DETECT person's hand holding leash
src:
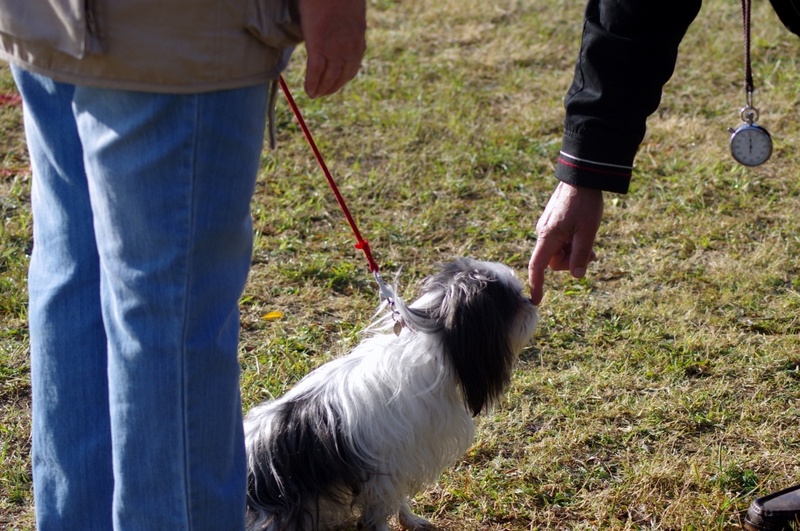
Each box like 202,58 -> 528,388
299,0 -> 367,98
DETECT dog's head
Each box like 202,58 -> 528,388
397,258 -> 538,416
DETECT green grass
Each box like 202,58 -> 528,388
3,0 -> 800,528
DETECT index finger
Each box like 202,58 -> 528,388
528,236 -> 561,305
305,54 -> 356,98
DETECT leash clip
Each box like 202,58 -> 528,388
373,271 -> 404,335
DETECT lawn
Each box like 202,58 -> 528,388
2,0 -> 800,529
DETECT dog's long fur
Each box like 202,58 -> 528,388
244,258 -> 538,530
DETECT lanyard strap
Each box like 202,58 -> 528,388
741,0 -> 755,106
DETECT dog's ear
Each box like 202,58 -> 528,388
438,268 -> 520,416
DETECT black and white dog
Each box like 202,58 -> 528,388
244,258 -> 538,530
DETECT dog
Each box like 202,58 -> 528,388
244,258 -> 538,530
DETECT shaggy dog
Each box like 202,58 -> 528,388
244,258 -> 538,530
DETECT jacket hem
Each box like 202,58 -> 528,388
1,53 -> 281,94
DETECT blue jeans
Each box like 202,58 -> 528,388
13,67 -> 269,531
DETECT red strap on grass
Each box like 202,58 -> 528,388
278,75 -> 380,274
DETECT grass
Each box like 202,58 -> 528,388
3,0 -> 800,528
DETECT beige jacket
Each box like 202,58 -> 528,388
0,0 -> 303,93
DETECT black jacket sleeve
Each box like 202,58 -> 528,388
555,0 -> 702,193
769,0 -> 800,36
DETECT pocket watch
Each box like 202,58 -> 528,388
728,105 -> 772,167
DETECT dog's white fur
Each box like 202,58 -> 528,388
244,258 -> 538,530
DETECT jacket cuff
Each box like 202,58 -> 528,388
554,129 -> 635,194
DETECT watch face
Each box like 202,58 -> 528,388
730,125 -> 773,166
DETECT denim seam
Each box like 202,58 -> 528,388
179,93 -> 200,531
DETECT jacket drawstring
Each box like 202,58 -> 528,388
267,78 -> 279,149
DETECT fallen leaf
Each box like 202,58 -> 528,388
262,310 -> 285,321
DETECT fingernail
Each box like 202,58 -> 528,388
573,267 -> 586,278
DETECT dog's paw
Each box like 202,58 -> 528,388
356,519 -> 390,531
398,506 -> 436,531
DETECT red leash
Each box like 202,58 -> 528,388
278,76 -> 402,310
278,75 -> 380,274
